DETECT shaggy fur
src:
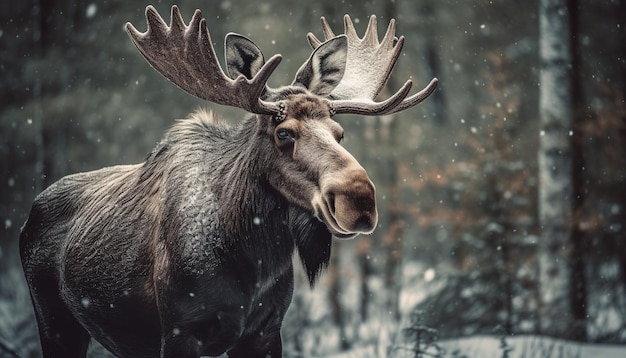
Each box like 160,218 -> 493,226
20,106 -> 344,357
20,6 -> 388,357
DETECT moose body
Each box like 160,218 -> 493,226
21,109 -> 337,357
20,6 -> 436,358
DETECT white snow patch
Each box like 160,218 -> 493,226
329,335 -> 626,358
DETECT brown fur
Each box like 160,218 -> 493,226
20,6 -> 388,356
20,92 -> 377,357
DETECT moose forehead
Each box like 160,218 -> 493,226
282,92 -> 332,120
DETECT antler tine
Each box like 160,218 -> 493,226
307,16 -> 335,49
361,15 -> 379,46
306,32 -> 322,49
331,79 -> 413,116
342,14 -> 360,42
126,5 -> 283,115
381,17 -> 397,50
322,17 -> 336,41
382,78 -> 439,115
169,5 -> 186,31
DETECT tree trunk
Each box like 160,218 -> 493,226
568,0 -> 588,342
614,0 -> 626,324
537,0 -> 579,340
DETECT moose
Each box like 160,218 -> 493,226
19,5 -> 437,358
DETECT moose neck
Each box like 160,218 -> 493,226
213,116 -> 304,288
219,115 -> 334,285
155,112 -> 331,285
212,116 -> 293,244
151,112 -> 288,241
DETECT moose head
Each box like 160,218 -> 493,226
125,6 -> 438,240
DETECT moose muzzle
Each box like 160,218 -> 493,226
313,167 -> 378,239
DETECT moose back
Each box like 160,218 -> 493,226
19,6 -> 437,358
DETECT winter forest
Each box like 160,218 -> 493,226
1,0 -> 625,357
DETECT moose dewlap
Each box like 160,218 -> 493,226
19,5 -> 437,358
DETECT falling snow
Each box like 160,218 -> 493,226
1,1 -> 625,357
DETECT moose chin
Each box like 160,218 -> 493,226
19,5 -> 437,358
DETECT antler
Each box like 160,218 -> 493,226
308,15 -> 438,115
126,5 -> 284,115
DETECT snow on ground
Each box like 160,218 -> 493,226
325,335 -> 626,358
438,335 -> 626,358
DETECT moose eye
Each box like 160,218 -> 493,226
276,129 -> 294,141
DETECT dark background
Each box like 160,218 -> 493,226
1,0 -> 624,356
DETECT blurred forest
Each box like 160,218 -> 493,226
1,0 -> 625,357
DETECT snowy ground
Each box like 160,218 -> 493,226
325,335 -> 626,358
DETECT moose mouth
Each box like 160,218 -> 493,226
312,194 -> 371,240
314,206 -> 359,240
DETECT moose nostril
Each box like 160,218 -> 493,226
354,215 -> 373,231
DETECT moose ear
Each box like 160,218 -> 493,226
225,33 -> 266,80
293,35 -> 347,96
